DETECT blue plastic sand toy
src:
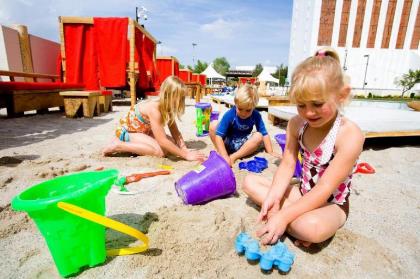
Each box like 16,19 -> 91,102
238,157 -> 268,173
235,232 -> 295,273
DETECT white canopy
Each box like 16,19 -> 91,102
258,67 -> 279,83
201,63 -> 225,79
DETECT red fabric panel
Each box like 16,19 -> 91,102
142,36 -> 157,89
199,74 -> 206,86
179,70 -> 190,82
156,59 -> 173,87
101,90 -> 112,96
174,61 -> 179,77
0,81 -> 84,90
64,24 -> 99,90
135,29 -> 149,90
239,77 -> 256,85
191,74 -> 199,82
56,52 -> 62,80
93,17 -> 128,87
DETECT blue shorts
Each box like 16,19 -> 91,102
224,135 -> 250,154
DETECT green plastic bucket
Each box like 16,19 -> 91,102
11,169 -> 119,277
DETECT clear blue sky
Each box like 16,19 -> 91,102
0,0 -> 293,67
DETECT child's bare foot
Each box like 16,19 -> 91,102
294,239 -> 312,247
102,138 -> 120,156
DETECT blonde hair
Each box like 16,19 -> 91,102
234,84 -> 259,108
159,76 -> 186,125
289,47 -> 346,104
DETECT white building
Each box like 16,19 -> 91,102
288,0 -> 420,93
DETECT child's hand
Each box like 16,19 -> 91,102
185,150 -> 206,162
256,211 -> 288,245
268,151 -> 282,159
257,194 -> 280,223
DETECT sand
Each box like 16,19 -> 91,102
0,96 -> 419,279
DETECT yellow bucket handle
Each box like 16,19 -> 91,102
57,201 -> 149,256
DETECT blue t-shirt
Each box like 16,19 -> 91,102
216,106 -> 268,139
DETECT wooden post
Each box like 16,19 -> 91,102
129,19 -> 136,108
13,25 -> 34,81
58,17 -> 66,82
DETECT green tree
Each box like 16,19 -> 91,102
272,64 -> 288,86
194,59 -> 208,73
179,64 -> 185,69
395,69 -> 420,97
213,57 -> 230,76
253,63 -> 263,77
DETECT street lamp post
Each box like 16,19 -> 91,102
343,48 -> 348,71
192,42 -> 197,66
135,6 -> 148,27
157,41 -> 163,55
362,54 -> 369,89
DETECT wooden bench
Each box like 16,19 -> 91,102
185,82 -> 202,102
99,90 -> 113,113
267,96 -> 291,124
0,70 -> 83,117
59,91 -> 101,118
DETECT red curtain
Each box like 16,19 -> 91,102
142,35 -> 157,90
191,74 -> 199,83
64,24 -> 98,89
239,77 -> 256,85
134,29 -> 149,90
174,61 -> 179,77
179,70 -> 190,82
156,58 -> 173,87
93,17 -> 128,87
56,52 -> 62,82
199,74 -> 206,86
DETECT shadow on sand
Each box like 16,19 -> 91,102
363,136 -> 420,151
0,111 -> 114,150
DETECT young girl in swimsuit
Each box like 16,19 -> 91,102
242,48 -> 364,247
103,76 -> 206,162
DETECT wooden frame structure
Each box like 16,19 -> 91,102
179,69 -> 192,83
0,70 -> 83,116
58,16 -> 158,107
156,56 -> 180,88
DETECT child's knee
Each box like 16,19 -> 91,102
291,216 -> 324,243
253,132 -> 263,143
242,174 -> 257,194
154,148 -> 165,158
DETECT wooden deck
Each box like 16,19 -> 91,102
268,105 -> 420,138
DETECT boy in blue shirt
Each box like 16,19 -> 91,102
209,84 -> 280,166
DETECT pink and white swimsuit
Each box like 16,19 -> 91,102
298,114 -> 354,205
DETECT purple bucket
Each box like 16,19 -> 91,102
274,134 -> 302,177
210,111 -> 219,121
175,151 -> 236,205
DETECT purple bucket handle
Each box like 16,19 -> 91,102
274,134 -> 302,177
175,151 -> 236,205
